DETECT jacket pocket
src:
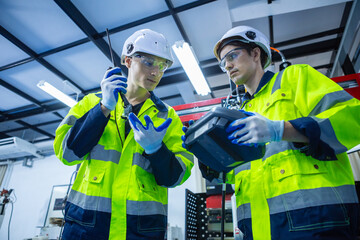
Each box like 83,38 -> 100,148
65,167 -> 106,226
271,156 -> 349,231
262,89 -> 298,120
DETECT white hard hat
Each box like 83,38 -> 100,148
214,26 -> 271,68
121,29 -> 173,67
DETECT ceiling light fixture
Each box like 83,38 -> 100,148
37,80 -> 77,107
172,41 -> 211,96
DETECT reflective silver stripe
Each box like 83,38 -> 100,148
166,155 -> 186,187
157,111 -> 169,119
263,141 -> 297,160
126,200 -> 167,216
312,117 -> 347,154
176,151 -> 194,164
59,115 -> 77,127
67,189 -> 111,213
237,202 -> 251,221
267,185 -> 358,215
90,144 -> 121,164
132,152 -> 190,187
133,152 -> 153,173
62,129 -> 82,162
271,70 -> 285,94
234,162 -> 251,175
309,90 -> 353,116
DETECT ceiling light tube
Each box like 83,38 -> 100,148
172,41 -> 211,96
37,80 -> 77,107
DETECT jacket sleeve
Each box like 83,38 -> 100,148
53,94 -> 106,165
288,65 -> 360,160
145,107 -> 194,187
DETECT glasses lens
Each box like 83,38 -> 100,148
219,59 -> 227,72
218,48 -> 243,72
157,62 -> 169,72
135,55 -> 168,72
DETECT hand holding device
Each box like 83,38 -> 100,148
227,111 -> 284,145
100,67 -> 127,111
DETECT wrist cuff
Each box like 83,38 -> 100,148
274,120 -> 284,142
144,143 -> 162,155
100,100 -> 115,111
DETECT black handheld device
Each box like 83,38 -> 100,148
105,28 -> 131,118
184,107 -> 265,173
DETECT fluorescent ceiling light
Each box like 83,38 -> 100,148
37,80 -> 77,107
172,41 -> 211,96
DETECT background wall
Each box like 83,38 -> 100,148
0,156 -> 77,240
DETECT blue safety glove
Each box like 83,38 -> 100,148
100,67 -> 127,111
181,120 -> 194,149
129,112 -> 172,154
226,111 -> 284,145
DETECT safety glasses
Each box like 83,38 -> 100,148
133,54 -> 169,72
219,47 -> 245,72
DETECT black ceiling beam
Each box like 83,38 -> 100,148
314,63 -> 333,70
0,26 -> 81,123
2,119 -> 62,134
165,0 -> 191,43
54,0 -> 126,75
0,78 -> 42,107
0,110 -> 55,139
0,102 -> 68,125
0,132 -> 12,139
0,25 -> 84,92
268,16 -> 274,47
14,120 -> 55,139
274,27 -> 344,48
273,37 -> 341,61
0,77 -> 65,121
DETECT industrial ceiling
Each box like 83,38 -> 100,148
0,0 -> 359,161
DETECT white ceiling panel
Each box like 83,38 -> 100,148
37,122 -> 61,135
229,0 -> 349,22
0,35 -> 30,66
273,3 -> 346,43
0,61 -> 66,102
153,83 -> 181,98
72,0 -> 169,32
171,0 -> 199,8
0,85 -> 34,110
0,121 -> 23,132
20,112 -> 60,125
178,0 -> 232,61
44,41 -> 111,90
0,0 -> 87,52
8,129 -> 48,142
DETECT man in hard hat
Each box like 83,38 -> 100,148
208,26 -> 360,239
54,29 -> 194,240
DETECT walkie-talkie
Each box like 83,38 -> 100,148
105,28 -> 132,119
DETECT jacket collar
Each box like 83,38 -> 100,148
242,71 -> 275,102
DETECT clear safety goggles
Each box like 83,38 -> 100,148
133,54 -> 169,72
219,47 -> 245,72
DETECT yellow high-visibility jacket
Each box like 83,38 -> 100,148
54,91 -> 193,239
228,64 -> 360,240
